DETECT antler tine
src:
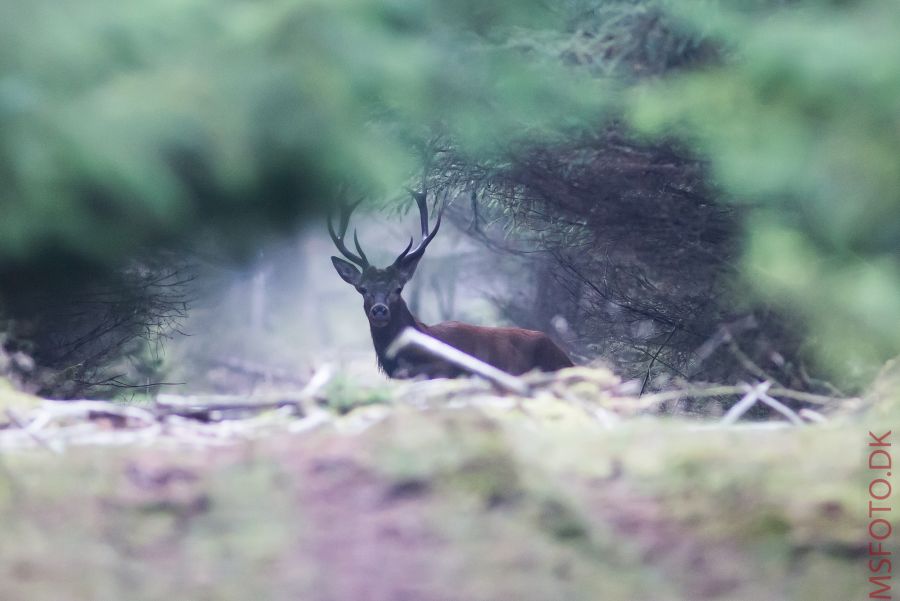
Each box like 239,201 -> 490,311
403,186 -> 429,239
352,229 -> 369,266
413,189 -> 428,239
327,196 -> 369,268
394,189 -> 444,266
394,237 -> 414,263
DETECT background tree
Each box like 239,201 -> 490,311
630,0 -> 900,382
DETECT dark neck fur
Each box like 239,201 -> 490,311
370,299 -> 422,376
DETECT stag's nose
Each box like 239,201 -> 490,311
369,303 -> 389,320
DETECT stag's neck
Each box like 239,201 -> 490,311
370,299 -> 422,376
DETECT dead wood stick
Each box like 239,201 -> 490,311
386,328 -> 531,396
798,408 -> 828,423
758,391 -> 804,426
28,401 -> 158,431
154,398 -> 301,419
621,384 -> 854,410
720,381 -> 770,425
153,366 -> 332,420
299,364 -> 333,401
4,409 -> 62,454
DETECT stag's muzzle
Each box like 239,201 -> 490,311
369,303 -> 390,326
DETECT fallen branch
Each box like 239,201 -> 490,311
386,328 -> 531,396
154,396 -> 303,420
28,401 -> 158,431
721,382 -> 771,425
4,409 -> 62,454
758,390 -> 804,426
621,384 -> 855,411
798,408 -> 828,423
299,364 -> 334,401
153,365 -> 332,421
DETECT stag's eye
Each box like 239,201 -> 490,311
357,286 -> 367,294
395,287 -> 402,294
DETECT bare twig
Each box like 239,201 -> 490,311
688,316 -> 757,376
798,408 -> 828,424
640,327 -> 678,396
723,331 -> 783,386
720,382 -> 771,425
621,383 -> 854,411
299,365 -> 334,400
758,391 -> 804,426
717,381 -> 806,426
4,409 -> 62,454
153,366 -> 333,421
154,398 -> 302,420
27,401 -> 158,432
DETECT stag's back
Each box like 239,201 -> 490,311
425,322 -> 573,375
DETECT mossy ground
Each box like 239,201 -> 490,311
0,366 -> 895,601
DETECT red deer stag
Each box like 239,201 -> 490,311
328,191 -> 574,378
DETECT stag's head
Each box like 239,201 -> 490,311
329,191 -> 442,328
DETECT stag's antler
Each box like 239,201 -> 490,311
394,189 -> 443,267
327,196 -> 369,268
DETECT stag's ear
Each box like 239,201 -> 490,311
395,256 -> 422,284
331,257 -> 362,286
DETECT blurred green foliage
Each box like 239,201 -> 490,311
630,0 -> 900,378
0,0 -> 599,266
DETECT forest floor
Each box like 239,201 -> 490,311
0,363 -> 896,601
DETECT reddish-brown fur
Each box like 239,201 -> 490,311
367,299 -> 573,378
